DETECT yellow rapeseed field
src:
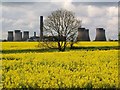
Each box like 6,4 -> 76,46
1,42 -> 119,88
2,41 -> 118,50
74,41 -> 118,47
2,42 -> 39,50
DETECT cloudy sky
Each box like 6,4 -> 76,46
0,0 -> 119,40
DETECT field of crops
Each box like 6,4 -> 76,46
1,42 -> 119,88
2,42 -> 118,50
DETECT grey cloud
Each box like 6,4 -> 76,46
2,2 -> 118,40
72,2 -> 118,7
2,2 -> 36,6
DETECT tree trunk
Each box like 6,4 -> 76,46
58,42 -> 62,51
70,42 -> 74,49
62,41 -> 66,51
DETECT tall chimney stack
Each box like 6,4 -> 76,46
40,16 -> 43,41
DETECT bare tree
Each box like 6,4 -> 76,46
44,9 -> 81,51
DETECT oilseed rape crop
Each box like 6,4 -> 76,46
2,41 -> 118,50
1,42 -> 119,88
74,41 -> 118,47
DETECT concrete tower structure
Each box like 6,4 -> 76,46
95,28 -> 106,41
23,31 -> 29,41
85,29 -> 90,41
8,31 -> 14,41
40,16 -> 43,41
77,28 -> 86,41
77,28 -> 90,41
14,30 -> 22,41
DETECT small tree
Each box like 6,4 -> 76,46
44,9 -> 81,51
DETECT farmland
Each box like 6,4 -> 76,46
2,42 -> 118,50
0,42 -> 119,88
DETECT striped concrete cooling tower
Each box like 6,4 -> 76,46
95,28 -> 106,41
77,28 -> 90,41
23,31 -> 29,41
14,30 -> 22,41
8,31 -> 14,41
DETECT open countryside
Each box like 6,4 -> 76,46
1,41 -> 119,88
1,2 -> 119,89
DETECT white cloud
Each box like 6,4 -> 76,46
1,2 -> 118,40
50,0 -> 76,11
50,0 -> 72,2
105,17 -> 118,40
87,5 -> 107,17
78,17 -> 92,26
3,18 -> 14,24
63,0 -> 75,11
1,0 -> 120,2
106,17 -> 118,26
107,6 -> 118,17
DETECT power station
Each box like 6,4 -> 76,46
23,31 -> 29,41
40,16 -> 43,41
14,30 -> 22,41
77,28 -> 90,41
7,30 -> 40,41
95,28 -> 106,41
7,16 -> 107,42
8,31 -> 14,41
85,29 -> 90,41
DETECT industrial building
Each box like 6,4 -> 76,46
8,31 -> 14,41
40,16 -> 43,41
7,30 -> 40,41
7,16 -> 107,42
95,28 -> 106,41
28,32 -> 40,41
23,31 -> 29,41
77,28 -> 90,41
7,28 -> 107,42
85,29 -> 90,41
7,30 -> 28,41
14,30 -> 22,41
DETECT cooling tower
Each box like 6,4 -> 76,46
77,28 -> 90,41
8,31 -> 14,41
23,31 -> 29,41
84,29 -> 90,41
95,28 -> 106,41
77,28 -> 86,41
20,32 -> 22,40
14,30 -> 22,41
40,16 -> 43,41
